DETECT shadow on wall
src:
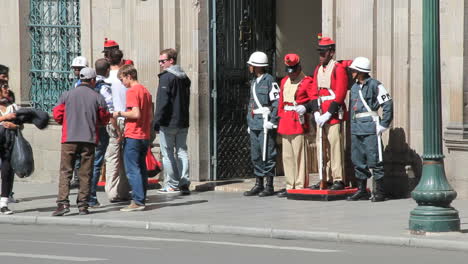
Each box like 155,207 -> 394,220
383,127 -> 422,199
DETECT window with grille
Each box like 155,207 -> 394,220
29,0 -> 81,112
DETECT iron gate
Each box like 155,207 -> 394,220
29,0 -> 81,112
212,0 -> 276,179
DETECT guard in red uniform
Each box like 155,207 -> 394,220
102,38 -> 134,65
276,54 -> 313,197
297,36 -> 348,190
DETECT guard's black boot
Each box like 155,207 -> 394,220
371,178 -> 386,202
243,177 -> 264,196
258,176 -> 275,197
347,179 -> 370,201
277,189 -> 287,198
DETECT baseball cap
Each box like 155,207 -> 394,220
79,67 -> 97,80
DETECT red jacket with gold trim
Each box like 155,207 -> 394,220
277,75 -> 313,135
306,60 -> 350,125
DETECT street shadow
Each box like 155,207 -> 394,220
194,180 -> 244,192
16,194 -> 59,202
143,199 -> 208,210
17,206 -> 58,213
383,128 -> 423,199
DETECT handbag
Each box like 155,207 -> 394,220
146,148 -> 161,178
11,130 -> 35,178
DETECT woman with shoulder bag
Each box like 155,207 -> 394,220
0,80 -> 20,214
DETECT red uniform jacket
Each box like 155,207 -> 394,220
308,61 -> 349,125
278,75 -> 313,135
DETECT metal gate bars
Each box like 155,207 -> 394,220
29,0 -> 81,112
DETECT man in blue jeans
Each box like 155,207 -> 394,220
114,64 -> 153,212
154,48 -> 191,195
88,58 -> 114,207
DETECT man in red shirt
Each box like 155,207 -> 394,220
113,64 -> 153,211
276,54 -> 313,197
297,36 -> 348,190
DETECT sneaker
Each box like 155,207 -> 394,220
89,202 -> 101,209
78,208 -> 90,215
0,206 -> 13,215
8,193 -> 18,203
158,187 -> 180,194
120,202 -> 145,212
51,204 -> 70,216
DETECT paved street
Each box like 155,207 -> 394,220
1,182 -> 467,252
1,224 -> 467,264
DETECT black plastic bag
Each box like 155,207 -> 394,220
11,130 -> 35,178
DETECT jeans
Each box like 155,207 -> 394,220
159,127 -> 190,189
89,127 -> 110,205
123,138 -> 149,205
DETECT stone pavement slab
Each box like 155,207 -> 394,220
1,182 -> 467,251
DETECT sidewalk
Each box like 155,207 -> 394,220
1,181 -> 467,251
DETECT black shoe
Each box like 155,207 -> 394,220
276,189 -> 287,198
180,186 -> 191,195
371,194 -> 386,202
79,208 -> 90,215
371,179 -> 386,202
244,177 -> 264,196
347,191 -> 370,201
0,206 -> 13,215
309,181 -> 333,190
258,176 -> 274,197
330,181 -> 345,190
52,204 -> 70,216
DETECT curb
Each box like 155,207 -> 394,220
1,216 -> 467,251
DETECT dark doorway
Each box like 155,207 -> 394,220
211,0 -> 276,180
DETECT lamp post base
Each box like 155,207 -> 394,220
409,205 -> 460,232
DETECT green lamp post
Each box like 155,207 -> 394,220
409,0 -> 460,232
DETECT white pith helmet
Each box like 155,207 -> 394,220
349,57 -> 371,73
71,56 -> 89,68
247,51 -> 268,67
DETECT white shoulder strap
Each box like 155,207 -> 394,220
358,88 -> 372,113
252,81 -> 262,109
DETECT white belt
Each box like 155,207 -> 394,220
283,105 -> 295,111
253,107 -> 271,115
355,111 -> 378,118
319,87 -> 336,102
319,95 -> 335,102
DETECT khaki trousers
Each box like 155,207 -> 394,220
57,142 -> 95,208
316,123 -> 344,183
104,119 -> 130,201
282,134 -> 308,189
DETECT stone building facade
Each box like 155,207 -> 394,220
0,0 -> 467,198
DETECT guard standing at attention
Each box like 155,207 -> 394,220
244,51 -> 280,197
297,36 -> 348,190
347,57 -> 393,202
276,54 -> 313,197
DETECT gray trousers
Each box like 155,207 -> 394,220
351,134 -> 384,180
250,129 -> 277,177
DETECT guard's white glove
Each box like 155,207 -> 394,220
314,112 -> 321,123
264,121 -> 275,130
295,105 -> 306,115
316,112 -> 332,127
376,124 -> 388,135
247,127 -> 250,134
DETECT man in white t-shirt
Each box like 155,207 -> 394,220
104,49 -> 131,202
